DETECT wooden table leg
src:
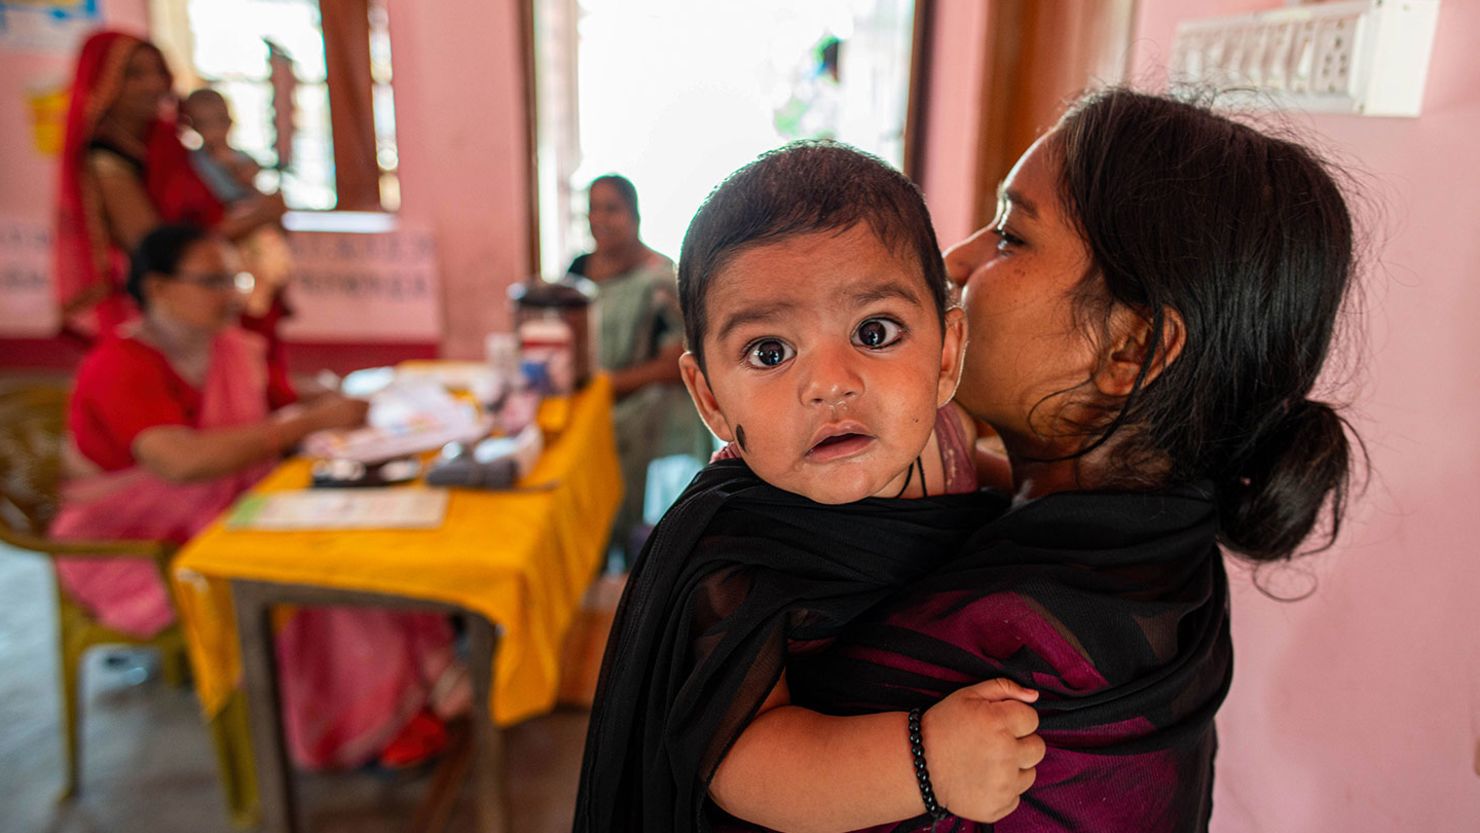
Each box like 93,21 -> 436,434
408,612 -> 507,833
230,581 -> 299,833
464,613 -> 507,833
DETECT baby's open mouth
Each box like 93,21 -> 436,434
806,428 -> 875,461
811,432 -> 866,452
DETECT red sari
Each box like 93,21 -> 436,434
53,31 -> 225,339
57,327 -> 456,770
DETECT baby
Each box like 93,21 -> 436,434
181,88 -> 262,204
576,142 -> 1041,833
180,88 -> 291,319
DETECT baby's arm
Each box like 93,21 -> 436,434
709,673 -> 1044,833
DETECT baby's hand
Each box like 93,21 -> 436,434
920,678 -> 1045,822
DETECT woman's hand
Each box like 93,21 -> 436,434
299,393 -> 369,433
219,192 -> 288,240
922,678 -> 1045,822
610,341 -> 685,398
135,394 -> 368,483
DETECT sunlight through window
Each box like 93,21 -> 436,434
534,0 -> 916,275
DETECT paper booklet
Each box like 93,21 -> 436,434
226,489 -> 450,531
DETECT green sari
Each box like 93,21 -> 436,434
578,255 -> 714,558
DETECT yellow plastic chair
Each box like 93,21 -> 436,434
0,382 -> 188,801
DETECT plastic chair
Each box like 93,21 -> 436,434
0,381 -> 186,800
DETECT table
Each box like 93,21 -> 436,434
171,375 -> 622,832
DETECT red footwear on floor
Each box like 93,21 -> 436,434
377,709 -> 448,770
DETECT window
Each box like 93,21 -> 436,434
159,0 -> 399,211
532,0 -> 919,275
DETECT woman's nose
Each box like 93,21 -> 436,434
147,70 -> 171,96
801,343 -> 864,407
943,226 -> 995,287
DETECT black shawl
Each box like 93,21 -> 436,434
789,483 -> 1233,832
573,460 -> 1004,832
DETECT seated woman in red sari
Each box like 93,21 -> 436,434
53,30 -> 288,342
54,224 -> 459,770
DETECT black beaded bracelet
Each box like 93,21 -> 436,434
907,707 -> 950,821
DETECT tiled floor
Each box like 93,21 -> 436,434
0,546 -> 592,833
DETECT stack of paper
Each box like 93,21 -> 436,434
226,489 -> 450,531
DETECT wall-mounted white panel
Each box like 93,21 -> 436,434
1170,0 -> 1441,117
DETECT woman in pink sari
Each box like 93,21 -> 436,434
54,30 -> 287,342
54,224 -> 458,769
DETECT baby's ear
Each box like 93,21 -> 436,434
679,352 -> 735,443
935,307 -> 967,408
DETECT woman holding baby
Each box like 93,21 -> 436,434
580,88 -> 1361,833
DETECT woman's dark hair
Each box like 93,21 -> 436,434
591,174 -> 640,221
678,141 -> 948,370
126,223 -> 212,310
1048,88 -> 1361,564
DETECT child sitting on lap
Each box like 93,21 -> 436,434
576,142 -> 1043,833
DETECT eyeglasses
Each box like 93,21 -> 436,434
169,271 -> 256,293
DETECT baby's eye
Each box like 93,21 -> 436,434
853,318 -> 904,349
745,338 -> 795,368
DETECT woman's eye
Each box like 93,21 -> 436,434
853,318 -> 904,349
745,338 -> 795,368
991,225 -> 1023,252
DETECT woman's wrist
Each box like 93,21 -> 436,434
264,410 -> 312,456
261,419 -> 289,457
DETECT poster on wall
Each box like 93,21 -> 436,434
279,226 -> 442,343
0,217 -> 61,337
0,0 -> 100,51
0,219 -> 442,343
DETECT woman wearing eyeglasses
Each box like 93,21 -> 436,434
54,224 -> 460,770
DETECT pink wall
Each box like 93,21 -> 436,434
0,1 -> 149,338
0,0 -> 529,360
915,1 -> 990,247
386,0 -> 531,359
0,2 -> 148,218
1131,2 -> 1480,830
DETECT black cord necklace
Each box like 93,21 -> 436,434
893,455 -> 927,498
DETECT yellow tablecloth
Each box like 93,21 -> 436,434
171,375 -> 621,726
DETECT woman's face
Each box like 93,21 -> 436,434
112,45 -> 171,125
588,181 -> 639,252
147,238 -> 250,333
946,134 -> 1102,450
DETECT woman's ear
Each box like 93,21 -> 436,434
936,307 -> 967,408
679,352 -> 735,444
1093,305 -> 1186,397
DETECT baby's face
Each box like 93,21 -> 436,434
681,224 -> 964,504
185,98 -> 232,146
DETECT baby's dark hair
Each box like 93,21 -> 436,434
677,141 -> 947,370
183,87 -> 227,111
1046,87 -> 1362,564
126,223 -> 212,310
